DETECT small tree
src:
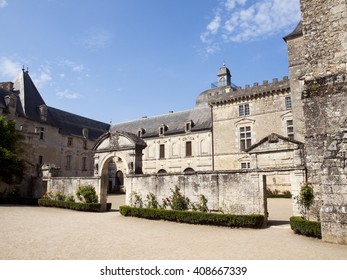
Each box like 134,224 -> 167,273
76,185 -> 98,203
295,182 -> 315,220
0,116 -> 24,185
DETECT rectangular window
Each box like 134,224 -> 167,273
239,104 -> 250,116
82,157 -> 87,171
83,140 -> 88,150
285,96 -> 292,109
241,162 -> 250,169
36,127 -> 45,140
240,126 -> 252,151
159,144 -> 165,159
186,141 -> 192,157
287,120 -> 294,140
38,155 -> 43,165
67,137 -> 73,147
66,155 -> 72,170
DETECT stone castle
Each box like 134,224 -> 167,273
0,0 -> 346,244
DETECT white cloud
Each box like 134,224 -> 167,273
0,57 -> 21,79
201,0 -> 301,53
207,14 -> 221,34
225,0 -> 246,10
61,59 -> 85,72
31,66 -> 52,88
56,89 -> 79,99
0,0 -> 8,8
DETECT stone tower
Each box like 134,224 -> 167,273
217,64 -> 231,87
300,0 -> 347,244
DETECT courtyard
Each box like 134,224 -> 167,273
0,197 -> 346,260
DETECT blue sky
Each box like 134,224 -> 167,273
0,0 -> 301,124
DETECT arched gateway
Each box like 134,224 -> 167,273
92,130 -> 146,209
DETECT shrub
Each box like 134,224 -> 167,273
54,191 -> 65,201
75,185 -> 98,203
266,188 -> 292,198
119,206 -> 265,229
129,191 -> 143,208
161,186 -> 190,210
144,192 -> 159,209
38,198 -> 101,212
64,194 -> 75,202
195,194 -> 209,212
290,216 -> 321,238
294,182 -> 314,220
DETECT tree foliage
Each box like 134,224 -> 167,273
0,116 -> 24,184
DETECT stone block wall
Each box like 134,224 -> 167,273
47,177 -> 101,202
125,171 -> 267,217
300,0 -> 347,244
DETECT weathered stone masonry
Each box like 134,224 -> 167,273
300,0 -> 347,244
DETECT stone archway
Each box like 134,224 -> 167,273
93,131 -> 146,210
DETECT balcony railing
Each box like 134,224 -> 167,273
211,81 -> 238,89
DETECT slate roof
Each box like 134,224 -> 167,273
46,107 -> 110,141
110,106 -> 212,138
0,88 -> 10,109
283,21 -> 303,41
5,70 -> 110,141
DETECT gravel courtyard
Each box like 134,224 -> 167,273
0,197 -> 346,260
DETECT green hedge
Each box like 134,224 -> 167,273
290,216 -> 322,239
119,206 -> 265,228
38,198 -> 102,212
0,197 -> 38,205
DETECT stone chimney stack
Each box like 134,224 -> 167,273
0,82 -> 14,92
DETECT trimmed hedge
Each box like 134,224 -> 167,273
0,197 -> 38,205
38,198 -> 102,212
119,206 -> 265,228
290,216 -> 322,239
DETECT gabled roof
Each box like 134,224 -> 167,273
246,133 -> 304,154
110,106 -> 212,138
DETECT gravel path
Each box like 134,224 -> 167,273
0,197 -> 346,260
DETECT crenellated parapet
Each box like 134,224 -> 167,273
197,76 -> 290,107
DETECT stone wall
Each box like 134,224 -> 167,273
125,171 -> 267,218
300,0 -> 347,244
47,177 -> 101,202
301,0 -> 347,77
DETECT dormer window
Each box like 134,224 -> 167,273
82,128 -> 89,139
137,128 -> 146,138
185,120 -> 194,132
39,105 -> 48,121
159,125 -> 167,136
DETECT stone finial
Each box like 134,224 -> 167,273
253,82 -> 259,87
263,80 -> 268,85
272,78 -> 278,83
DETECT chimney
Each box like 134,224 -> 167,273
0,82 -> 14,92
